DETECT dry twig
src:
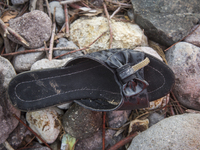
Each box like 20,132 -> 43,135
60,0 -> 81,5
164,24 -> 200,51
108,132 -> 138,150
64,4 -> 70,37
54,31 -> 107,59
3,141 -> 14,150
0,47 -> 76,56
103,3 -> 113,49
102,112 -> 106,150
110,6 -> 121,19
0,18 -> 29,46
48,22 -> 56,60
44,0 -> 52,20
104,0 -> 132,8
13,114 -> 52,150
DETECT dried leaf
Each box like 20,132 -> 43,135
1,10 -> 18,25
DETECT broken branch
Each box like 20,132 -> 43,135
13,114 -> 52,150
48,22 -> 56,60
60,0 -> 81,5
64,4 -> 70,37
54,31 -> 107,59
103,2 -> 113,49
0,18 -> 29,47
108,132 -> 138,150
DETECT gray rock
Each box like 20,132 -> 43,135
148,112 -> 165,127
131,0 -> 200,46
165,42 -> 200,110
107,110 -> 131,128
49,1 -> 65,26
0,56 -> 16,88
8,10 -> 52,48
184,24 -> 200,47
11,0 -> 28,5
62,104 -> 102,139
31,57 -> 72,70
128,113 -> 200,150
75,129 -> 123,150
0,73 -> 20,144
54,38 -> 83,59
3,116 -> 32,150
23,142 -> 51,150
13,47 -> 45,72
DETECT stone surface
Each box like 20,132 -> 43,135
0,72 -> 20,144
49,1 -> 65,26
0,56 -> 16,88
31,57 -> 72,70
8,10 -> 52,48
26,107 -> 63,144
54,38 -> 83,59
148,112 -> 165,127
134,47 -> 162,61
184,24 -> 200,47
107,110 -> 131,128
13,47 -> 45,72
23,142 -> 51,150
165,42 -> 200,110
128,113 -> 200,150
75,129 -> 123,150
3,116 -> 32,149
70,16 -> 148,53
11,0 -> 28,5
131,0 -> 200,46
62,104 -> 102,139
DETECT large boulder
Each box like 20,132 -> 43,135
128,113 -> 200,150
165,42 -> 200,110
131,0 -> 200,46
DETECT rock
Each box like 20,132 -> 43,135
54,38 -> 83,59
49,1 -> 65,26
50,140 -> 61,150
31,57 -> 72,70
75,129 -> 123,150
12,47 -> 45,72
11,0 -> 28,5
134,47 -> 163,61
0,56 -> 16,88
4,116 -> 32,149
128,119 -> 149,135
57,103 -> 72,110
128,113 -> 200,150
23,142 -> 51,150
148,112 -> 165,127
107,110 -> 131,128
26,107 -> 63,144
165,42 -> 200,110
184,24 -> 200,47
70,17 -> 148,53
147,95 -> 169,110
131,0 -> 200,46
0,72 -> 20,144
8,10 -> 52,48
62,104 -> 102,139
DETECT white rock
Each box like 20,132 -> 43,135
13,47 -> 44,72
31,57 -> 72,70
0,56 -> 16,88
49,1 -> 65,26
26,107 -> 64,144
57,103 -> 72,110
134,47 -> 162,61
70,17 -> 148,53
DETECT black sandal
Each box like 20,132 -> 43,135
8,48 -> 175,111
